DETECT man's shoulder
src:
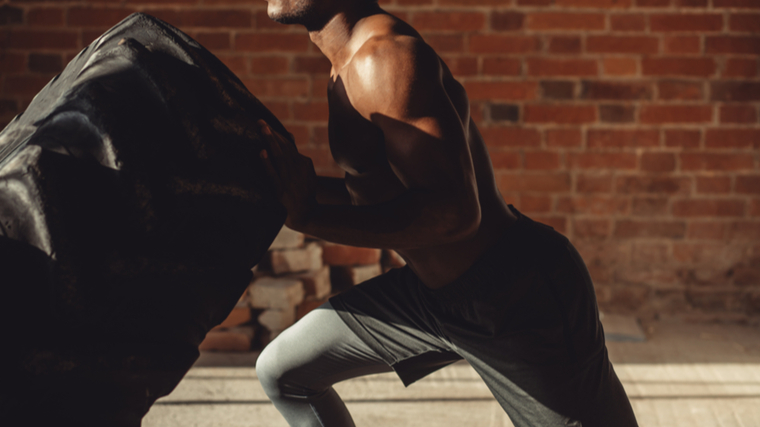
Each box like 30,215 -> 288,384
348,33 -> 438,78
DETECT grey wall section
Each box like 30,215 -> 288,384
0,13 -> 287,425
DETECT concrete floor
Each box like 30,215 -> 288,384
143,318 -> 760,427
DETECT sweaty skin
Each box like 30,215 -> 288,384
260,1 -> 517,288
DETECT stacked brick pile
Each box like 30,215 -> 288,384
200,227 -> 398,351
1,0 -> 758,320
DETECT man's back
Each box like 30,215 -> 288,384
324,12 -> 517,287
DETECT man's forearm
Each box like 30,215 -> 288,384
315,176 -> 351,205
292,189 -> 480,249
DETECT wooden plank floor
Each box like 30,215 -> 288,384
144,318 -> 760,427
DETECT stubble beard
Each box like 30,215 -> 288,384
269,0 -> 317,26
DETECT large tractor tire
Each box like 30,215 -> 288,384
0,13 -> 287,426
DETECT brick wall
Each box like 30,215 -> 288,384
1,0 -> 758,320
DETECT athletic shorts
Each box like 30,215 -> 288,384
329,207 -> 638,427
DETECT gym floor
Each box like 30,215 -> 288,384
144,317 -> 760,427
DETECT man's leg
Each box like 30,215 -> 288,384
255,301 -> 392,427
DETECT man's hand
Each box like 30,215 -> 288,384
258,120 -> 318,230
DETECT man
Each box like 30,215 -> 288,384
254,0 -> 639,426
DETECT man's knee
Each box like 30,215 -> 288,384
255,338 -> 287,397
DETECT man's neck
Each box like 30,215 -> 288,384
307,4 -> 382,77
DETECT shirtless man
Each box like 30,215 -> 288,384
254,0 -> 638,426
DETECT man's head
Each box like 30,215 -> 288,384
266,0 -> 378,29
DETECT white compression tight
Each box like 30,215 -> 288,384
255,301 -> 393,427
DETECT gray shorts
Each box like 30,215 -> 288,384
329,208 -> 638,427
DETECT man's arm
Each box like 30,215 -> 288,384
261,37 -> 480,249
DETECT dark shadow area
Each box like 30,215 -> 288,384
0,13 -> 289,426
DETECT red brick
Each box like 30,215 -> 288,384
469,35 -> 540,54
518,0 -> 554,4
524,105 -> 596,124
556,196 -> 629,215
723,58 -> 758,78
482,58 -> 522,76
720,105 -> 757,124
2,29 -> 78,50
548,37 -> 582,54
751,200 -> 760,217
611,15 -> 646,31
603,58 -> 638,76
640,105 -> 713,124
0,52 -> 25,74
657,80 -> 703,100
577,174 -> 614,193
491,11 -> 525,31
520,194 -> 553,213
680,153 -> 755,171
588,129 -> 660,148
194,32 -> 231,50
480,127 -> 541,148
665,130 -> 700,149
424,34 -> 465,53
28,7 -> 64,26
632,197 -> 669,215
616,176 -> 692,194
727,222 -> 760,240
527,13 -> 606,31
587,36 -> 659,54
236,33 -> 309,52
546,129 -> 582,147
706,129 -> 760,149
242,78 -> 309,97
497,173 -> 572,192
412,12 -> 486,31
599,105 -> 635,123
614,220 -> 687,239
441,56 -> 478,76
730,14 -> 760,32
687,222 -> 727,240
715,0 -> 760,7
581,81 -> 652,100
218,54 -> 248,76
293,56 -> 331,74
527,58 -> 597,77
525,151 -> 560,170
736,176 -> 760,194
254,10 -> 287,30
293,101 -> 329,121
28,53 -> 62,74
706,37 -> 760,55
3,75 -> 51,95
642,58 -> 717,77
636,0 -> 671,5
641,152 -> 676,172
464,81 -> 537,101
696,176 -> 731,194
663,36 -> 701,54
574,219 -> 611,239
489,151 -> 521,169
672,200 -> 745,217
67,7 -> 134,28
711,81 -> 760,102
650,14 -> 723,32
675,0 -> 708,6
557,0 -> 632,6
568,152 -> 637,169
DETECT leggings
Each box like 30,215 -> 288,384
255,301 -> 392,427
